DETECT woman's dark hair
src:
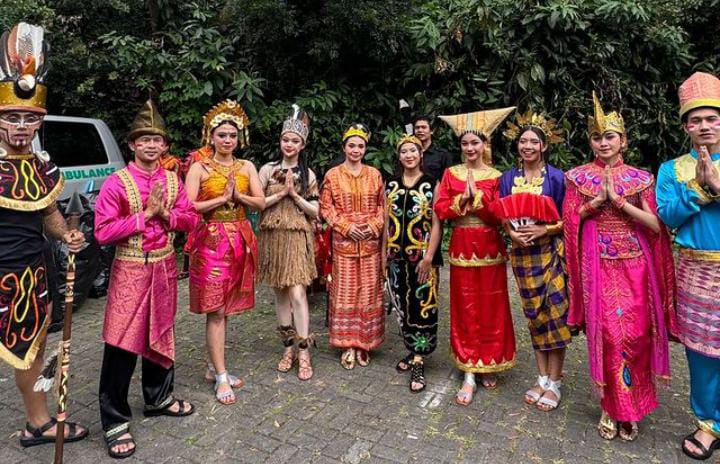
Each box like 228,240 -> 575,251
513,126 -> 548,159
210,119 -> 242,155
273,133 -> 310,197
459,131 -> 488,144
393,140 -> 426,178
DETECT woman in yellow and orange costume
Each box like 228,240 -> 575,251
434,107 -> 517,406
320,123 -> 385,369
185,100 -> 265,405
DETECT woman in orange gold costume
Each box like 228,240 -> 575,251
185,100 -> 265,405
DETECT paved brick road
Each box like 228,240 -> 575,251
0,265 -> 705,463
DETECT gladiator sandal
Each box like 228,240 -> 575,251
296,333 -> 316,381
277,325 -> 297,373
598,411 -> 618,440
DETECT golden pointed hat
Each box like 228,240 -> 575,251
588,92 -> 625,137
128,99 -> 167,141
0,23 -> 49,114
678,72 -> 720,119
202,99 -> 250,148
439,107 -> 516,164
503,109 -> 564,144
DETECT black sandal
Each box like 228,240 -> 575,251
19,417 -> 89,448
105,425 -> 135,459
682,429 -> 720,461
143,398 -> 195,417
409,359 -> 426,393
395,353 -> 414,373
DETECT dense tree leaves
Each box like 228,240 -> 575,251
3,0 -> 717,174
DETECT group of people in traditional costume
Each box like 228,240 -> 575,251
2,21 -> 720,462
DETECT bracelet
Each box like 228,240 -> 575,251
612,196 -> 626,209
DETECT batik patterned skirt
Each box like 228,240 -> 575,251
509,235 -> 572,351
387,259 -> 438,355
328,252 -> 384,350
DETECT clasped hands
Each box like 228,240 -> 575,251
144,182 -> 171,222
695,145 -> 720,194
460,173 -> 477,205
274,169 -> 302,202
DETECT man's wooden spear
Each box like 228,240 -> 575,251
53,191 -> 84,464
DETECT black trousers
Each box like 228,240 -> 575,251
99,343 -> 174,431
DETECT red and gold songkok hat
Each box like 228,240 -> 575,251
0,23 -> 48,114
438,106 -> 516,164
281,104 -> 310,143
587,91 -> 625,137
342,123 -> 371,143
678,72 -> 720,119
503,109 -> 564,145
201,99 -> 250,148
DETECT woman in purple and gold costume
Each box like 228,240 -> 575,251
497,110 -> 571,412
563,93 -> 676,442
185,100 -> 265,405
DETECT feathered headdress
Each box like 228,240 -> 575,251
588,91 -> 625,137
201,99 -> 250,148
281,104 -> 310,143
0,23 -> 49,114
503,109 -> 564,144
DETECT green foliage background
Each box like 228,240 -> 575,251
2,0 -> 719,175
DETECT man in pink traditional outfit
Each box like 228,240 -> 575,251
94,100 -> 197,459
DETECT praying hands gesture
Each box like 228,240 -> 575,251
696,145 -> 720,194
222,176 -> 236,204
461,173 -> 477,204
144,182 -> 169,221
286,169 -> 299,200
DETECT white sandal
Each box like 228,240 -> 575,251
214,372 -> 236,405
536,378 -> 561,411
455,373 -> 477,407
524,375 -> 549,405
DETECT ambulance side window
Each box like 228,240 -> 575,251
39,121 -> 108,167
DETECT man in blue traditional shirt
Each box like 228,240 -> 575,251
656,71 -> 720,461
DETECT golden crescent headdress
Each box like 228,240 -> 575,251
395,134 -> 423,152
202,99 -> 250,148
588,91 -> 625,137
503,109 -> 564,145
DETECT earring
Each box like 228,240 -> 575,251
0,147 -> 6,159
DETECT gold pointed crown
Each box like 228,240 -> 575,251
439,107 -> 516,164
0,23 -> 49,114
202,99 -> 250,148
128,99 -> 167,141
503,109 -> 564,144
281,104 -> 310,142
588,91 -> 625,137
395,134 -> 423,152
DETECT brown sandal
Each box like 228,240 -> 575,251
298,349 -> 313,380
277,346 -> 296,372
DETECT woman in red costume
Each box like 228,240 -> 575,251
434,108 -> 517,406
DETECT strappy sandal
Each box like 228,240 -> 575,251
396,353 -> 414,373
356,349 -> 370,367
524,375 -> 549,405
340,348 -> 355,370
104,424 -> 135,460
277,346 -> 296,372
536,378 -> 561,412
143,397 -> 195,417
682,429 -> 720,461
204,361 -> 245,388
409,356 -> 426,393
19,417 -> 89,448
618,421 -> 639,441
598,411 -> 618,440
298,348 -> 313,381
455,374 -> 477,407
214,372 -> 237,405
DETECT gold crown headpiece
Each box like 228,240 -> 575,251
503,109 -> 564,145
396,134 -> 422,152
0,23 -> 49,114
439,107 -> 516,164
588,91 -> 625,137
202,99 -> 250,148
342,124 -> 370,143
281,104 -> 310,143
